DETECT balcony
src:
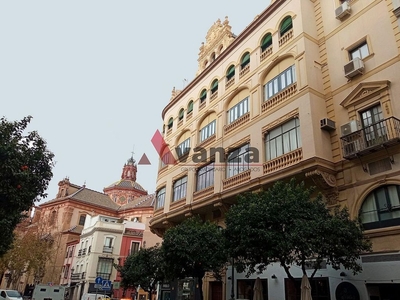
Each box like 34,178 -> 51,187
70,272 -> 81,282
97,272 -> 111,280
340,117 -> 400,160
77,249 -> 82,256
279,28 -> 293,47
103,246 -> 113,253
82,248 -> 86,256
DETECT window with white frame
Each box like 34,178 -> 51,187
226,144 -> 250,178
350,42 -> 369,60
96,257 -> 113,280
103,237 -> 113,253
130,241 -> 140,255
173,176 -> 188,201
156,187 -> 166,209
265,118 -> 301,160
264,65 -> 296,100
200,120 -> 216,142
228,97 -> 249,124
176,138 -> 190,157
196,163 -> 215,191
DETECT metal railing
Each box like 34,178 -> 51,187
103,246 -> 113,253
341,117 -> 400,159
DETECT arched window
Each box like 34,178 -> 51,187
280,16 -> 293,37
211,79 -> 218,94
241,52 -> 250,69
211,52 -> 216,62
178,108 -> 184,121
200,89 -> 207,103
360,185 -> 400,230
226,65 -> 235,80
187,100 -> 194,114
261,33 -> 272,52
167,117 -> 173,130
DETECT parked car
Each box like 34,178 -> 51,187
32,285 -> 67,300
81,294 -> 110,300
0,290 -> 23,300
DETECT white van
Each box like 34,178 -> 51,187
80,294 -> 110,300
32,285 -> 67,300
0,290 -> 23,300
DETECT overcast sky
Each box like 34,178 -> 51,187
1,1 -> 271,203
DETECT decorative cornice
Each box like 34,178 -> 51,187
161,0 -> 286,119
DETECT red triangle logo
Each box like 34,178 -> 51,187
138,153 -> 151,165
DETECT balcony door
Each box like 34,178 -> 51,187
361,105 -> 386,147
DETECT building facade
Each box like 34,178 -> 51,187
151,0 -> 400,299
0,157 -> 161,296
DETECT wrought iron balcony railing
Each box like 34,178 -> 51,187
340,117 -> 400,160
96,272 -> 111,280
70,272 -> 81,281
103,246 -> 113,253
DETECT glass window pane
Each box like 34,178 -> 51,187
360,44 -> 369,58
280,73 -> 286,89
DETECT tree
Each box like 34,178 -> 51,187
225,179 -> 372,282
161,217 -> 228,300
118,246 -> 164,300
0,116 -> 54,256
0,229 -> 53,289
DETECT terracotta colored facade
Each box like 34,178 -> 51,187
151,0 -> 400,299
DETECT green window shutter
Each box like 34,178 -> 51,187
241,52 -> 250,65
200,89 -> 207,101
168,118 -> 173,129
280,17 -> 292,36
211,80 -> 218,92
226,65 -> 235,79
179,109 -> 184,120
261,34 -> 272,50
188,101 -> 193,113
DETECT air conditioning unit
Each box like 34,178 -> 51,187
344,57 -> 365,79
320,118 -> 336,131
340,120 -> 361,137
344,140 -> 362,157
335,1 -> 351,20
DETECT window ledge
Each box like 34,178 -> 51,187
170,198 -> 186,210
262,82 -> 297,113
224,112 -> 250,135
239,65 -> 250,78
260,46 -> 273,62
193,186 -> 214,201
279,28 -> 293,47
196,134 -> 216,150
226,77 -> 235,89
263,148 -> 303,174
223,169 -> 251,190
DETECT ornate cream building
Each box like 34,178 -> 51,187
151,0 -> 400,299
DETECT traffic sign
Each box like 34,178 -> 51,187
101,280 -> 112,291
95,277 -> 103,284
95,277 -> 103,289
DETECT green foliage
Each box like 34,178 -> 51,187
0,116 -> 54,257
161,217 -> 228,282
225,179 -> 372,279
118,246 -> 164,293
